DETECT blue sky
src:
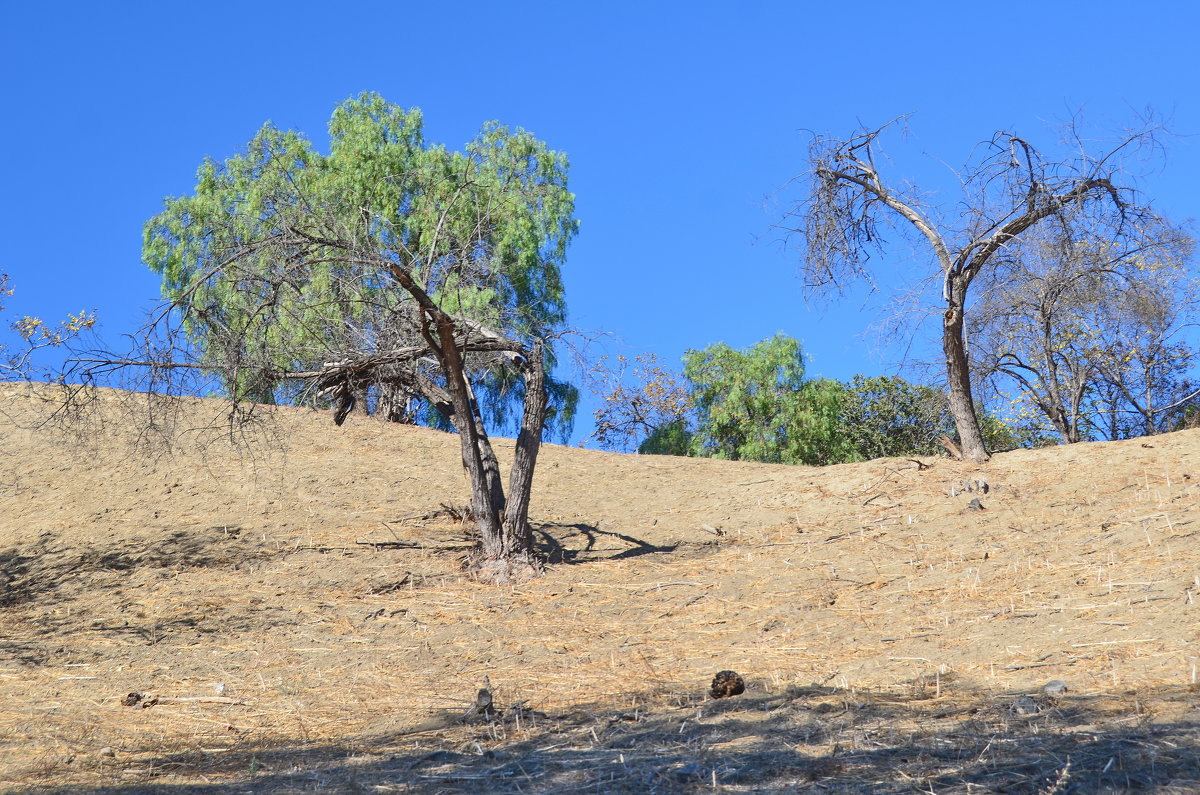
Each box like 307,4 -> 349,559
3,1 -> 1198,443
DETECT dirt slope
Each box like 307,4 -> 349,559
1,384 -> 1198,793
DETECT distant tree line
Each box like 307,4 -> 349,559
590,334 -> 1052,464
593,328 -> 1200,465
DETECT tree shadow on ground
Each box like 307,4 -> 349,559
0,526 -> 271,609
26,681 -> 1200,794
533,522 -> 678,564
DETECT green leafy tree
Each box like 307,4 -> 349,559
131,94 -> 578,580
683,334 -> 855,465
837,375 -> 953,459
638,420 -> 694,456
144,93 -> 577,440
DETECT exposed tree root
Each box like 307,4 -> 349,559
464,549 -> 544,585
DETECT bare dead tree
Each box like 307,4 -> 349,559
587,353 -> 693,453
969,216 -> 1195,442
781,116 -> 1167,461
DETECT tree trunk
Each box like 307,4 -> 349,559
1054,409 -> 1078,443
501,344 -> 547,555
428,314 -> 542,583
461,379 -> 507,514
463,412 -> 509,550
376,382 -> 415,423
943,292 -> 991,462
384,263 -> 544,581
432,316 -> 505,546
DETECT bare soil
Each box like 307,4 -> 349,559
1,383 -> 1198,793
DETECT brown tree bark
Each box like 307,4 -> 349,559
380,259 -> 538,568
430,314 -> 507,553
500,343 -> 547,557
942,288 -> 990,462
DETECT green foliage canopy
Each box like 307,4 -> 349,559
682,334 -> 854,465
597,337 -> 1041,464
143,93 -> 578,436
838,375 -> 954,459
637,420 -> 694,456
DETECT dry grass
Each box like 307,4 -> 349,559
1,383 -> 1199,793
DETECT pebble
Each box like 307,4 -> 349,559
1042,680 -> 1069,697
1009,695 -> 1041,715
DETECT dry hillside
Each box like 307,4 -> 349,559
1,383 -> 1198,793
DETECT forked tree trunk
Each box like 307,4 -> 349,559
465,350 -> 546,577
381,262 -> 546,581
428,316 -> 544,581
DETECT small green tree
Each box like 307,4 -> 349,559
127,94 -> 579,581
144,93 -> 578,439
638,420 -> 694,456
683,334 -> 855,465
837,375 -> 953,459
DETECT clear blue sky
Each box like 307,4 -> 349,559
3,1 -> 1197,443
